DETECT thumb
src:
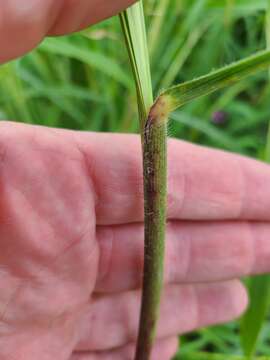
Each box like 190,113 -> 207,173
0,0 -> 136,64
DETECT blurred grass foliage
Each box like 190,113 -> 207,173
1,0 -> 270,358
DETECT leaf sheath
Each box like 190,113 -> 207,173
135,108 -> 168,360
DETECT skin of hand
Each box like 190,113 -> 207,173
2,122 -> 270,360
1,1 -> 270,359
0,0 -> 136,64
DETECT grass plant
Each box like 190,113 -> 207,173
120,1 -> 270,358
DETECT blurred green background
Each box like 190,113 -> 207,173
1,0 -> 270,358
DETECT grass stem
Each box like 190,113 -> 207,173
135,100 -> 168,359
119,4 -> 168,359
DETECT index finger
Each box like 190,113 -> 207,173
0,0 -> 136,63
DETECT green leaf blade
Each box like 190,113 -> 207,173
161,50 -> 270,112
180,352 -> 270,360
241,275 -> 270,358
119,2 -> 153,126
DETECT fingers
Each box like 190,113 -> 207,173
2,123 -> 270,224
95,221 -> 270,293
74,131 -> 270,224
0,0 -> 136,63
76,281 -> 247,351
71,337 -> 178,360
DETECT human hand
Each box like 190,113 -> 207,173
1,122 -> 270,359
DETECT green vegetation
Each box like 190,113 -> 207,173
182,353 -> 270,360
2,0 -> 270,359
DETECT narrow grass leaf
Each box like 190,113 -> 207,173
240,4 -> 270,358
241,275 -> 270,358
159,50 -> 270,112
207,0 -> 267,11
180,353 -> 270,360
119,1 -> 153,125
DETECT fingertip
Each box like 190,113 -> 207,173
230,280 -> 249,318
197,280 -> 248,327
